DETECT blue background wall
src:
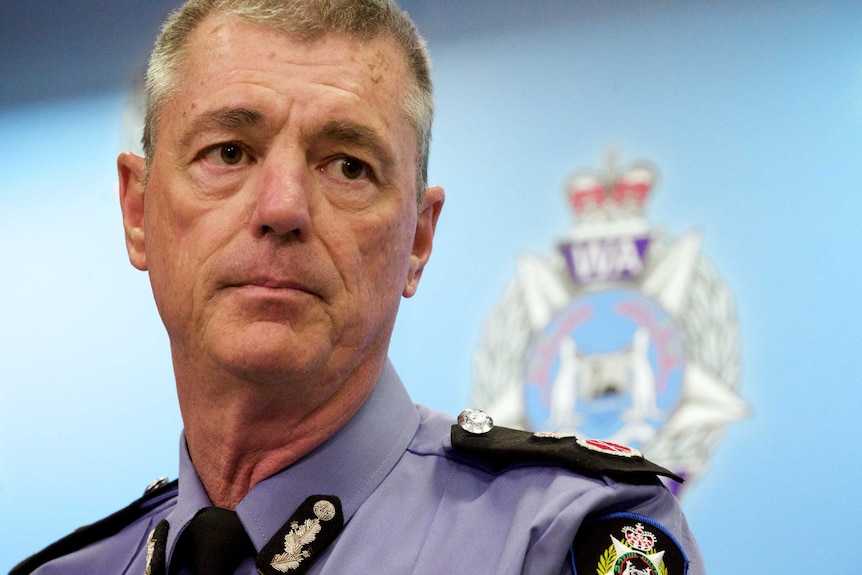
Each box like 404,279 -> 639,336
3,2 -> 862,572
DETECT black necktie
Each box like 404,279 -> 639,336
168,507 -> 255,575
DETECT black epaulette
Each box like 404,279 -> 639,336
10,477 -> 178,575
451,410 -> 682,484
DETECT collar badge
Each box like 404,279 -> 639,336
262,496 -> 343,574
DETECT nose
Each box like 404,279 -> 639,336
249,153 -> 311,241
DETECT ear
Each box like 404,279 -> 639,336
403,186 -> 444,298
117,152 -> 148,271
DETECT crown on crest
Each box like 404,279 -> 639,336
621,523 -> 657,553
566,149 -> 656,223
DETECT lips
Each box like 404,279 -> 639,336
225,277 -> 318,300
242,277 -> 311,291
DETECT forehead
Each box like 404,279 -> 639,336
173,13 -> 410,116
147,12 -> 419,170
196,12 -> 398,63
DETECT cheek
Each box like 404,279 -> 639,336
144,190 -> 223,305
357,215 -> 414,288
148,178 -> 243,261
146,200 -> 192,281
327,209 -> 401,291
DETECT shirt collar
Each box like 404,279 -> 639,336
165,359 -> 419,555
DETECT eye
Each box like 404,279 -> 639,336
337,157 -> 369,180
196,142 -> 250,167
219,143 -> 245,165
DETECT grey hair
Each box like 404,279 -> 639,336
143,0 -> 433,204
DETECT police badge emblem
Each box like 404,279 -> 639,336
471,151 -> 748,494
572,513 -> 690,574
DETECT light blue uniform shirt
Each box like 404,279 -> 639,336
22,360 -> 705,574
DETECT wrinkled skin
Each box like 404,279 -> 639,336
117,14 -> 444,505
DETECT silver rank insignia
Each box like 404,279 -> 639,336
257,495 -> 344,575
142,520 -> 169,575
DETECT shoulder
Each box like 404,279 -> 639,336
416,407 -> 681,484
408,408 -> 703,573
10,478 -> 178,575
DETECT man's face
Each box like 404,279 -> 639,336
119,14 -> 442,392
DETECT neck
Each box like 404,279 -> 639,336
176,357 -> 385,509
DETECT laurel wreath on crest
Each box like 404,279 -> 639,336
596,544 -> 668,575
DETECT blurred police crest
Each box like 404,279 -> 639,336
471,150 -> 748,495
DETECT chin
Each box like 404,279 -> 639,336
208,325 -> 333,386
226,350 -> 330,387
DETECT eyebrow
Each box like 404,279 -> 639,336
310,121 -> 395,171
179,107 -> 266,149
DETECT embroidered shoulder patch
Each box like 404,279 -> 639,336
572,513 -> 688,575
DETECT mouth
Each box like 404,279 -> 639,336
225,277 -> 317,298
250,278 -> 308,290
